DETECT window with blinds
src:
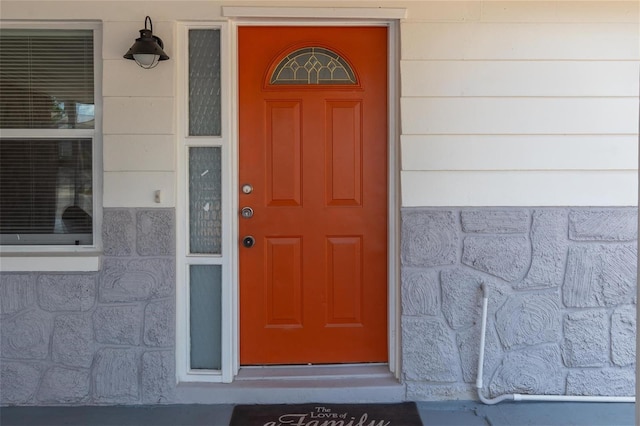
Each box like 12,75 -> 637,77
0,28 -> 96,246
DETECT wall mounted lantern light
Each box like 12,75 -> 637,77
123,16 -> 169,69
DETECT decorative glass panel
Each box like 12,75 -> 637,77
270,47 -> 356,85
189,264 -> 222,370
188,29 -> 221,136
189,147 -> 222,254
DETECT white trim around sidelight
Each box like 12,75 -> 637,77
175,21 -> 234,384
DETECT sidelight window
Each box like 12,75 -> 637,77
177,23 -> 231,382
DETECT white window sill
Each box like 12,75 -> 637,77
0,253 -> 101,272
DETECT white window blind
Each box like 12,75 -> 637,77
0,29 -> 94,129
0,28 -> 95,246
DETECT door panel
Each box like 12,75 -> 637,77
326,236 -> 363,325
239,26 -> 388,365
266,101 -> 302,206
326,101 -> 362,206
266,237 -> 302,327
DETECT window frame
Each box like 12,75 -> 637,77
0,21 -> 102,270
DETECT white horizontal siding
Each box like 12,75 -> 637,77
480,1 -> 639,23
402,170 -> 638,207
384,1 -> 481,22
103,97 -> 175,135
401,135 -> 638,171
100,20 -> 177,208
402,22 -> 639,60
398,1 -> 639,24
402,98 -> 638,135
103,60 -> 174,98
1,2 -> 148,21
401,6 -> 639,207
104,135 -> 175,172
104,172 -> 175,207
401,61 -> 639,97
5,1 -> 637,24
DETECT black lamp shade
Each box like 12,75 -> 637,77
123,17 -> 169,69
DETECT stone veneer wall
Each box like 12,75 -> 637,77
2,206 -> 637,405
401,208 -> 637,400
1,209 -> 177,405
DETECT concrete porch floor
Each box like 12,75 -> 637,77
0,401 -> 635,426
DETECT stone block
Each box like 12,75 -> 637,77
137,209 -> 175,256
1,309 -> 52,359
461,209 -> 529,234
518,209 -> 568,290
457,324 -> 502,384
37,367 -> 90,404
93,305 -> 142,345
401,270 -> 439,316
566,369 -> 635,396
103,209 -> 135,256
1,274 -> 36,316
496,292 -> 561,350
401,210 -> 458,267
93,348 -> 139,403
142,350 -> 176,403
561,310 -> 608,367
441,268 -> 483,330
462,236 -> 530,282
144,299 -> 174,347
611,305 -> 636,367
99,258 -> 174,303
563,245 -> 636,308
569,209 -> 637,242
37,274 -> 96,312
489,345 -> 564,398
402,316 -> 459,382
52,314 -> 94,368
598,245 -> 637,306
0,362 -> 41,404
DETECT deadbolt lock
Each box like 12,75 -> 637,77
242,236 -> 255,248
241,184 -> 253,194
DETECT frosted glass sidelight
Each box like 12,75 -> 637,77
189,264 -> 222,370
189,147 -> 222,254
188,29 -> 221,136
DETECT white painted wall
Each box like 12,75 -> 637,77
101,19 -> 177,208
401,3 -> 639,206
2,1 -> 638,208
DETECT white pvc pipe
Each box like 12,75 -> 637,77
475,283 -> 635,405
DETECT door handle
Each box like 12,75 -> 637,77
241,207 -> 254,219
242,236 -> 255,248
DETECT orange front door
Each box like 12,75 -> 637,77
239,26 -> 388,365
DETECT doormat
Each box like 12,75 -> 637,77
229,402 -> 422,426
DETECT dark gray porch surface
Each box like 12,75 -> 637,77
0,401 -> 635,426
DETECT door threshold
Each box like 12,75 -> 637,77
175,364 -> 404,404
236,363 -> 391,381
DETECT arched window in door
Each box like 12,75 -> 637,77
270,47 -> 357,85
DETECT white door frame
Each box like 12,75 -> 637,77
225,7 -> 404,380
